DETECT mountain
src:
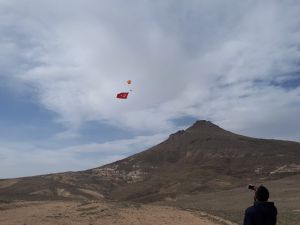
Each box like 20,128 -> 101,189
1,120 -> 300,202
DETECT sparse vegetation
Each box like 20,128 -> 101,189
0,201 -> 222,225
0,196 -> 13,204
0,121 -> 299,224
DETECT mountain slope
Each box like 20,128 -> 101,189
1,120 -> 300,202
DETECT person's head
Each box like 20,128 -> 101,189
254,185 -> 269,202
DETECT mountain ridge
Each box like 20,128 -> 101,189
1,120 -> 300,202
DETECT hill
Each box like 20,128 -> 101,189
1,120 -> 300,203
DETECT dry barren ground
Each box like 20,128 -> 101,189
0,201 -> 234,225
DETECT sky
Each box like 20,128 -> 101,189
0,0 -> 300,178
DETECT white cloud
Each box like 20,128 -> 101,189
0,0 -> 300,178
1,1 -> 299,134
0,132 -> 167,178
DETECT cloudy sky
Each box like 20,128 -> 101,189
1,0 -> 300,178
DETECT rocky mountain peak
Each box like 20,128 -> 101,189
186,120 -> 224,132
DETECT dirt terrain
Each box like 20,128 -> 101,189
0,121 -> 299,224
0,200 -> 235,225
2,121 -> 300,204
163,175 -> 300,225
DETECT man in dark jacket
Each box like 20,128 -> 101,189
243,185 -> 277,225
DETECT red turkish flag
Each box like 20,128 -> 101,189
116,92 -> 129,99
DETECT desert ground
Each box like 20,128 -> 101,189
1,123 -> 299,225
0,200 -> 236,225
163,175 -> 300,225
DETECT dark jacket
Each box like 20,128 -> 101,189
243,201 -> 277,225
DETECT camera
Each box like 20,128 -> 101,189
248,184 -> 256,190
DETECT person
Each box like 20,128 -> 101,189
243,185 -> 277,225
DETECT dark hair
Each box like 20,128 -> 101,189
255,185 -> 269,201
